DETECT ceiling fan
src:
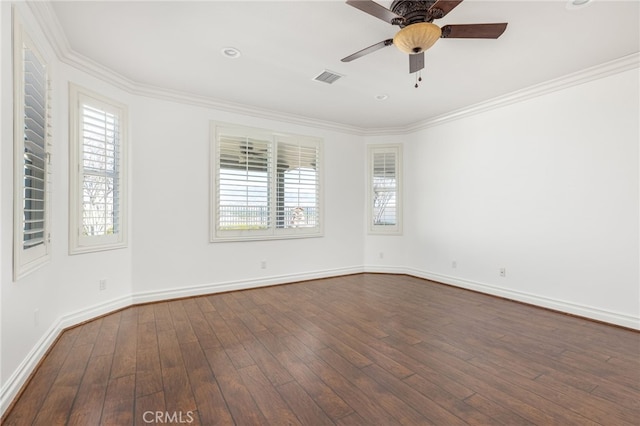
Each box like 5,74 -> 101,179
342,0 -> 508,80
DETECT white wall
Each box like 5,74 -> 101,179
129,96 -> 365,301
398,68 -> 639,327
0,2 -> 135,411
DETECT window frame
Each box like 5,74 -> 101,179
13,10 -> 52,280
210,122 -> 323,242
367,144 -> 402,235
69,84 -> 128,254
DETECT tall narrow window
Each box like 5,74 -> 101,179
218,135 -> 272,234
212,123 -> 322,242
368,144 -> 402,235
276,138 -> 320,230
13,12 -> 51,279
69,85 -> 127,253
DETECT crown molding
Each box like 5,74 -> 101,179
397,52 -> 640,135
26,0 -> 365,136
28,1 -> 639,138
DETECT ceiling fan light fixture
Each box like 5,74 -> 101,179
393,22 -> 441,55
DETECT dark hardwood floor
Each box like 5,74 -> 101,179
3,273 -> 639,425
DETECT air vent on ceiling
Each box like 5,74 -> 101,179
313,70 -> 343,84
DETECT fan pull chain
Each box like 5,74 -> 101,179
414,72 -> 423,88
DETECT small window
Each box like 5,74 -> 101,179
211,122 -> 322,242
13,11 -> 52,279
368,144 -> 402,235
69,84 -> 127,254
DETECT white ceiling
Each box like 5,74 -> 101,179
48,0 -> 639,130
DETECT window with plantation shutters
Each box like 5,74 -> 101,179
276,138 -> 320,230
368,144 -> 402,235
13,12 -> 52,280
69,85 -> 127,254
212,123 -> 323,242
218,135 -> 272,233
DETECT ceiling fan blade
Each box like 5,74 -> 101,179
441,23 -> 508,39
429,0 -> 464,19
341,39 -> 394,62
409,52 -> 425,74
346,0 -> 403,24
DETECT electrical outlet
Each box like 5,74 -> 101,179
499,268 -> 506,277
379,252 -> 384,259
452,260 -> 457,269
261,260 -> 267,269
99,279 -> 107,291
34,308 -> 39,327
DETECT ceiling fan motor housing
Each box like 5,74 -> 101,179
390,0 -> 439,26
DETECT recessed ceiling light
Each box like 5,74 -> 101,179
375,94 -> 389,101
566,0 -> 593,10
221,47 -> 241,59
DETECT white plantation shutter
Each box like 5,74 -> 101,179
13,12 -> 52,279
373,151 -> 397,225
217,135 -> 271,232
22,48 -> 48,249
81,103 -> 120,236
70,85 -> 127,253
369,145 -> 402,234
212,123 -> 323,241
276,139 -> 320,230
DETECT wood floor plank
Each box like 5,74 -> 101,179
302,354 -> 404,425
316,346 -> 426,425
202,309 -> 256,369
182,297 -> 222,350
402,373 -> 497,425
100,374 -> 135,426
362,363 -> 470,426
179,341 -> 234,425
275,347 -> 354,421
134,391 -> 165,426
533,372 -> 640,424
276,380 -> 335,426
463,392 -> 535,425
110,313 -> 138,379
135,320 -> 163,398
168,300 -> 198,344
153,302 -> 174,333
91,311 -> 122,358
157,329 -> 197,413
4,273 -> 639,425
303,305 -> 414,379
203,346 -> 268,425
32,342 -> 93,425
237,364 -> 302,425
67,354 -> 111,425
284,309 -> 374,369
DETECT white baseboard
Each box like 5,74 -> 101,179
0,294 -> 132,415
400,267 -> 640,330
131,266 -> 365,305
1,319 -> 61,417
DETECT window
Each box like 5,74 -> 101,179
13,12 -> 52,280
368,144 -> 402,235
211,123 -> 322,241
69,84 -> 127,253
